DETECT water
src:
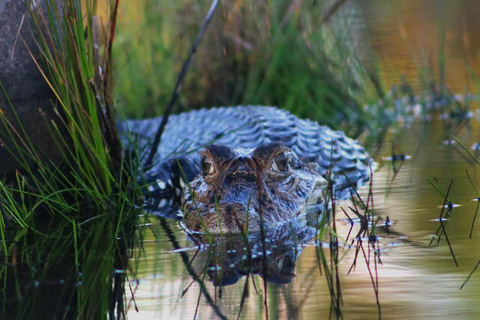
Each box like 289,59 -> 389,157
361,0 -> 480,93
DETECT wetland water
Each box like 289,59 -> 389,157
128,116 -> 480,319
125,2 -> 480,319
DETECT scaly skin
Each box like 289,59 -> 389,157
119,106 -> 373,220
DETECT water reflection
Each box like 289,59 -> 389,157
182,221 -> 316,287
2,215 -> 133,319
361,0 -> 480,93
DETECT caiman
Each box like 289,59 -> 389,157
119,106 -> 373,233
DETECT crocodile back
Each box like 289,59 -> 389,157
119,106 -> 373,215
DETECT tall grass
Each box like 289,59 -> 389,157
0,0 -> 143,318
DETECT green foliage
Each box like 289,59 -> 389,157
113,0 -> 372,133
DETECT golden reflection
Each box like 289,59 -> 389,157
361,0 -> 480,93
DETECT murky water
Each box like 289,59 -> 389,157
124,2 -> 480,319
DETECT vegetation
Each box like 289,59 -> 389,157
113,0 -> 375,134
0,0 -> 143,318
113,1 -> 473,141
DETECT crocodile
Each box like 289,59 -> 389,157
181,142 -> 328,233
119,106 -> 373,232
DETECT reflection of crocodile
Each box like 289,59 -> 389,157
120,106 -> 373,229
188,220 -> 317,286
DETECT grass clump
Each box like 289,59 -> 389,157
0,0 -> 143,318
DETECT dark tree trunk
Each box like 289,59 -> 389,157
0,0 -> 66,178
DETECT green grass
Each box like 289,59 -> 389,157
0,1 -> 144,318
113,1 -> 472,145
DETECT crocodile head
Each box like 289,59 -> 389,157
181,142 -> 328,233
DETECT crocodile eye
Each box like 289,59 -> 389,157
201,156 -> 215,176
271,152 -> 289,172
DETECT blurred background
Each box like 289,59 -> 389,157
112,0 -> 480,133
